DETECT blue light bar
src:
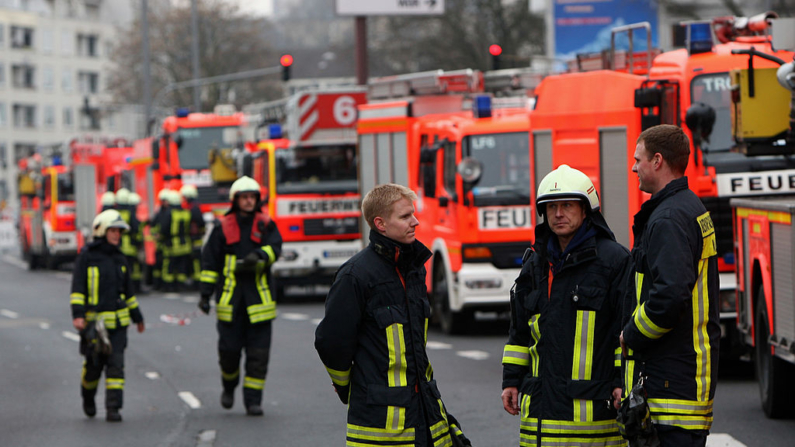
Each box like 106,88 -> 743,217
52,155 -> 62,166
268,124 -> 283,139
473,95 -> 492,119
688,23 -> 713,55
175,107 -> 191,118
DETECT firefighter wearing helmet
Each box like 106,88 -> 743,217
114,188 -> 143,294
128,192 -> 144,292
150,189 -> 173,290
199,176 -> 282,416
501,165 -> 632,446
156,189 -> 191,291
100,191 -> 116,211
70,209 -> 145,422
180,184 -> 206,285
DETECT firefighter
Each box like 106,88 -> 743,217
620,125 -> 720,447
70,209 -> 145,422
198,176 -> 282,416
100,191 -> 115,211
128,192 -> 144,293
150,189 -> 172,291
315,183 -> 471,447
180,184 -> 206,285
157,190 -> 191,292
115,188 -> 143,294
501,165 -> 632,446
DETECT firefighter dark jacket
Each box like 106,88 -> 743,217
118,206 -> 142,257
622,177 -> 720,433
502,210 -> 632,446
70,239 -> 143,330
315,230 -> 469,447
157,205 -> 191,256
200,210 -> 282,324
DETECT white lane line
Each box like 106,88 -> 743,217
62,331 -> 81,342
281,313 -> 310,321
707,434 -> 747,447
196,429 -> 217,447
1,309 -> 19,319
183,296 -> 199,304
2,255 -> 27,270
39,322 -> 51,330
179,391 -> 202,409
145,372 -> 161,380
164,293 -> 181,300
456,350 -> 490,361
311,318 -> 322,325
426,341 -> 453,350
54,272 -> 72,281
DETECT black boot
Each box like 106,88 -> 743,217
83,397 -> 96,418
221,390 -> 234,409
106,407 -> 122,422
246,404 -> 263,416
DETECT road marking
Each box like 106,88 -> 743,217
1,309 -> 19,319
62,331 -> 81,342
281,313 -> 309,321
196,429 -> 217,447
39,322 -> 51,330
54,272 -> 72,281
179,391 -> 202,409
2,255 -> 27,270
164,293 -> 181,300
707,434 -> 746,447
183,296 -> 199,304
426,341 -> 453,350
145,372 -> 161,380
456,350 -> 489,361
311,318 -> 322,325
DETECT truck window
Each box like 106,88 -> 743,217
177,126 -> 238,170
690,73 -> 733,152
463,132 -> 531,206
275,145 -> 357,195
58,172 -> 75,201
43,175 -> 52,208
443,140 -> 457,197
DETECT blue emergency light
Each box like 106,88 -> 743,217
269,124 -> 283,139
175,107 -> 191,118
473,95 -> 492,119
688,23 -> 713,55
52,155 -> 62,166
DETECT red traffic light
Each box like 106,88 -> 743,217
489,44 -> 503,57
280,54 -> 294,67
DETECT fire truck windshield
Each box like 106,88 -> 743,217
275,145 -> 357,195
690,73 -> 733,152
463,132 -> 531,206
58,173 -> 75,201
177,126 -> 239,170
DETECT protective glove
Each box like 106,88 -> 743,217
198,295 -> 211,315
242,251 -> 261,265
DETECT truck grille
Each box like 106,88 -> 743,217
701,196 -> 733,261
304,217 -> 360,236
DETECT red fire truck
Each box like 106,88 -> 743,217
527,13 -> 794,356
358,69 -> 537,334
244,89 -> 366,298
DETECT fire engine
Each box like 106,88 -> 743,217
527,13 -> 794,356
358,69 -> 539,334
242,89 -> 367,298
728,17 -> 795,418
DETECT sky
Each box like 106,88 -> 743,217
226,0 -> 274,16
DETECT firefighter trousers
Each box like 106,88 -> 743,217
125,255 -> 142,295
658,426 -> 707,447
217,319 -> 272,407
162,253 -> 189,290
81,329 -> 127,409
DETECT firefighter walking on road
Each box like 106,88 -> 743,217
158,190 -> 191,291
70,209 -> 145,422
501,165 -> 632,447
115,188 -> 143,295
181,184 -> 206,285
198,176 -> 282,416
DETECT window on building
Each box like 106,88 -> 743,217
11,65 -> 35,89
0,63 -> 5,88
79,110 -> 100,131
0,24 -> 5,48
14,144 -> 36,163
41,28 -> 53,54
107,113 -> 115,130
0,102 -> 6,127
78,71 -> 98,94
43,105 -> 55,129
63,107 -> 73,128
0,142 -> 7,170
13,104 -> 36,129
61,30 -> 72,55
10,26 -> 34,49
61,69 -> 72,93
77,34 -> 99,57
42,66 -> 54,92
85,1 -> 101,19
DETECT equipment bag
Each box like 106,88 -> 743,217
617,373 -> 659,447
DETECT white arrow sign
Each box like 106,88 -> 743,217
336,0 -> 445,16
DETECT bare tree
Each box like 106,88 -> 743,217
107,0 -> 282,113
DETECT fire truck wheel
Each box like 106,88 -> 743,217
754,285 -> 795,418
432,259 -> 473,335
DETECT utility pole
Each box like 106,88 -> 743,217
190,0 -> 201,112
355,16 -> 368,85
142,0 -> 152,136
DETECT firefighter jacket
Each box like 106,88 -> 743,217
622,177 -> 720,433
502,212 -> 632,447
118,206 -> 142,258
157,206 -> 192,256
187,200 -> 206,249
315,230 -> 469,447
70,240 -> 143,330
200,210 -> 282,324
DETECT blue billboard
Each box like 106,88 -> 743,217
555,0 -> 659,61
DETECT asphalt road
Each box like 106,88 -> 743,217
1,255 -> 794,447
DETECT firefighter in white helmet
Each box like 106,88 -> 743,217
199,176 -> 282,416
501,165 -> 632,446
180,184 -> 206,285
71,209 -> 145,422
156,189 -> 191,291
100,191 -> 116,211
150,189 -> 173,290
114,188 -> 143,294
128,192 -> 144,292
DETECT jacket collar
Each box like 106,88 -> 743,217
633,176 -> 689,235
369,230 -> 432,270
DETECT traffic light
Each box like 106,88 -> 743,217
280,54 -> 293,82
489,44 -> 502,70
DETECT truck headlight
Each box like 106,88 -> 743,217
464,279 -> 502,289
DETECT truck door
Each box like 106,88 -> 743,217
439,135 -> 459,232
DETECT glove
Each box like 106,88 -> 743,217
334,384 -> 350,405
243,251 -> 261,265
198,296 -> 211,315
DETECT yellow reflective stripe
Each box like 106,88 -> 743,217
243,376 -> 265,390
325,366 -> 351,386
424,317 -> 428,346
634,272 -> 643,307
434,435 -> 453,447
425,362 -> 433,382
70,293 -> 86,306
693,259 -> 712,402
216,305 -> 233,322
346,424 -> 415,442
247,302 -> 277,323
200,270 -> 219,284
106,378 -> 125,390
572,309 -> 595,422
97,311 -> 118,329
614,347 -> 622,368
652,414 -> 713,431
386,322 -> 407,431
126,296 -> 139,310
162,257 -> 173,282
88,266 -> 99,306
529,315 -> 541,377
219,255 -> 236,306
538,436 -> 625,446
623,358 -> 635,399
697,212 -> 717,259
633,303 -> 671,339
540,419 -> 620,434
221,369 -> 239,381
261,245 -> 276,265
81,365 -> 99,390
347,442 -> 414,447
648,398 -> 713,415
117,308 -> 130,326
503,344 -> 531,366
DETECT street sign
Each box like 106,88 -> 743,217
336,0 -> 444,16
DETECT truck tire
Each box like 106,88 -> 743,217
755,285 -> 795,418
432,259 -> 472,335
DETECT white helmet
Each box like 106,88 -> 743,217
180,184 -> 198,200
115,188 -> 131,205
128,192 -> 142,206
158,189 -> 171,202
92,209 -> 130,238
536,164 -> 600,215
167,190 -> 183,206
229,176 -> 260,201
100,191 -> 116,206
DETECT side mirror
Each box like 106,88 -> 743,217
438,196 -> 449,207
685,102 -> 716,148
457,157 -> 483,185
175,134 -> 184,149
151,139 -> 160,160
423,164 -> 437,198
